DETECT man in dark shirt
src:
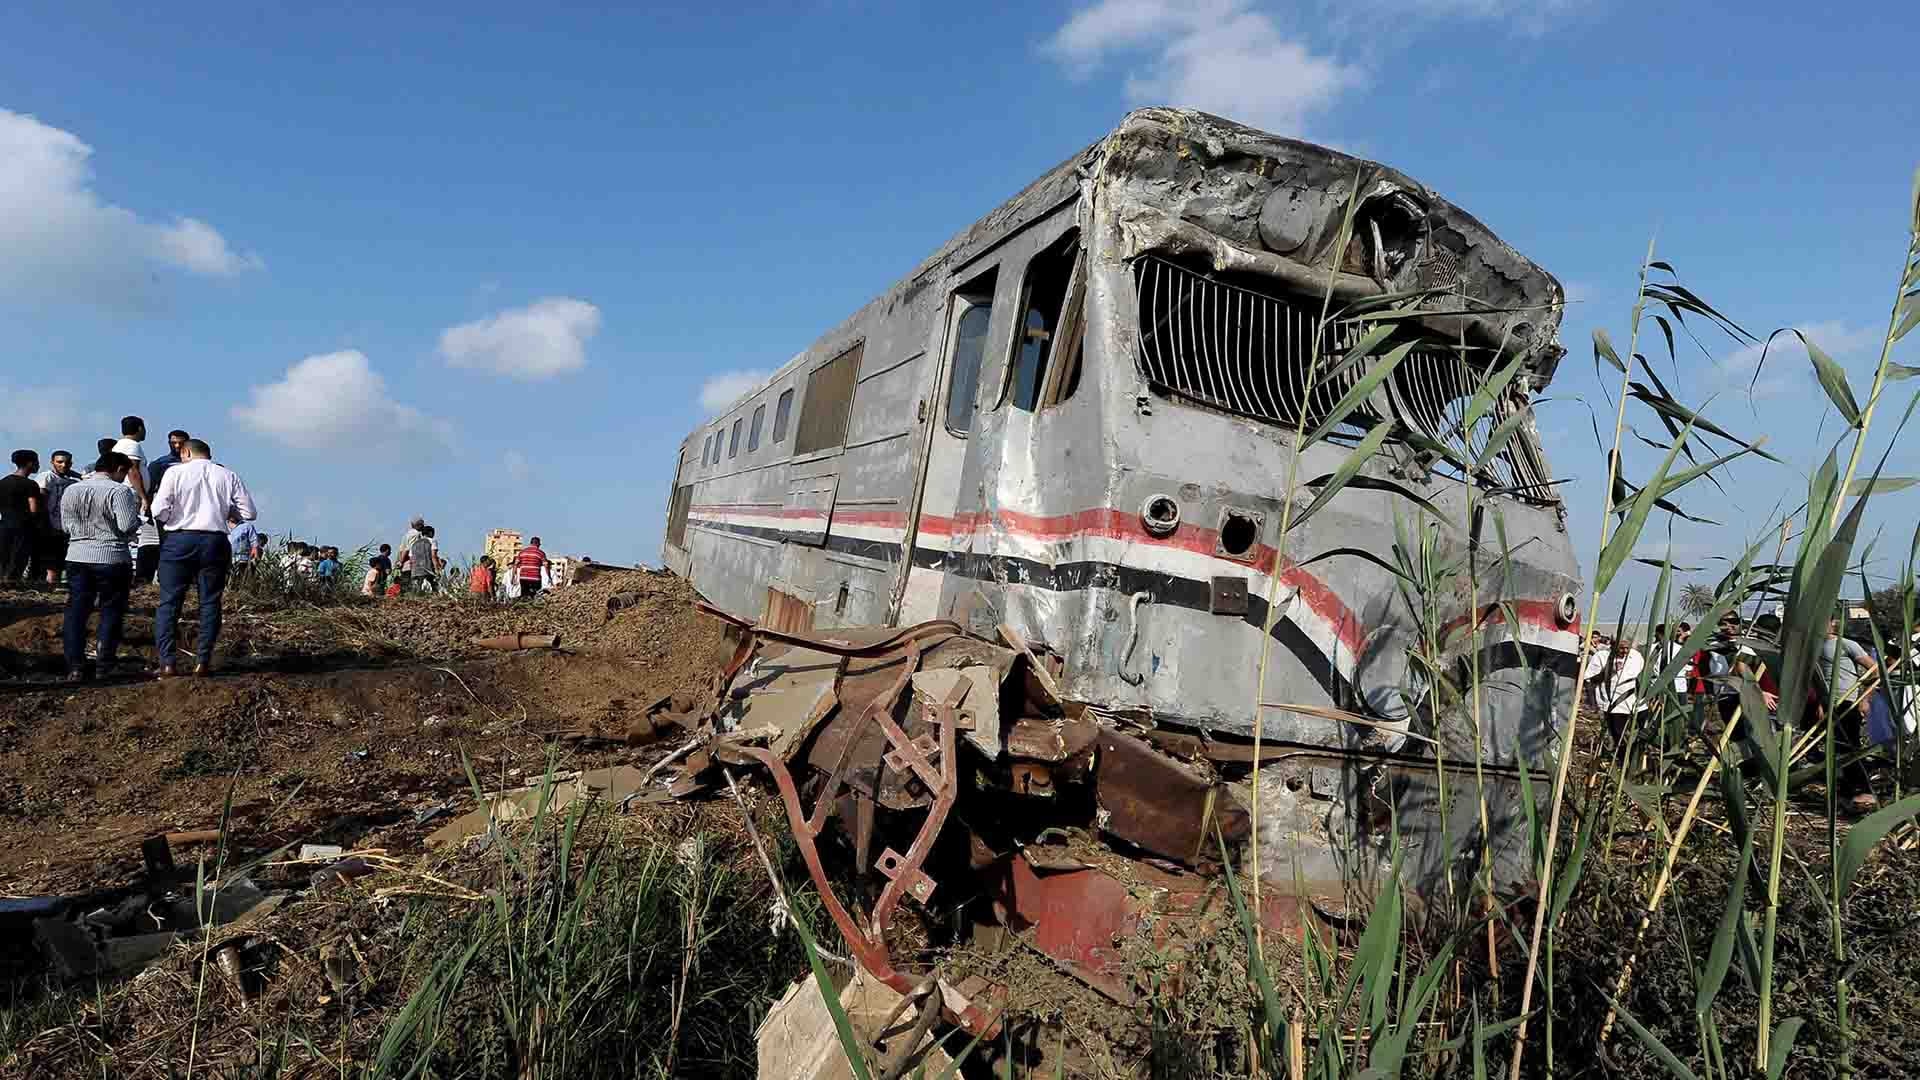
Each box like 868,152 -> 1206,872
147,429 -> 190,494
367,544 -> 393,595
0,450 -> 43,584
32,450 -> 81,586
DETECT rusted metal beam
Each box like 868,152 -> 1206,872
1094,731 -> 1249,866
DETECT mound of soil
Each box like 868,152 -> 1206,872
0,573 -> 724,893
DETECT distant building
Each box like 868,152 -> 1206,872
484,529 -> 522,572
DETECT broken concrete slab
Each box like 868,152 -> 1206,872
756,968 -> 954,1080
425,765 -> 664,847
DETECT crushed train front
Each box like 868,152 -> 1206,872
1045,109 -> 1584,895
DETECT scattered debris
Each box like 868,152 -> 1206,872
425,765 -> 667,848
756,970 -> 955,1080
470,632 -> 561,651
2,835 -> 280,982
308,857 -> 374,894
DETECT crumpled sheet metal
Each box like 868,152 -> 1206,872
425,765 -> 667,847
718,643 -> 843,759
8,835 -> 279,982
691,618 -> 1006,1038
685,615 -> 1285,1028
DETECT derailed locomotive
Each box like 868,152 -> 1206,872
663,108 -> 1582,907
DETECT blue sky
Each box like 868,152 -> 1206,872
2,1 -> 1916,598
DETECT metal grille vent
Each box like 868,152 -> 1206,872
1385,349 -> 1553,495
1133,255 -> 1375,434
1132,254 -> 1557,501
1401,244 -> 1459,291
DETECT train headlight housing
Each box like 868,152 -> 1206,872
1141,495 -> 1180,537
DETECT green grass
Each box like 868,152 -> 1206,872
364,785 -> 827,1079
0,788 -> 823,1079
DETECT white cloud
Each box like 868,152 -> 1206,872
0,384 -> 99,446
699,369 -> 771,414
0,108 -> 260,308
1046,1 -> 1588,133
152,216 -> 257,276
1340,0 -> 1583,35
438,297 -> 601,380
1047,1 -> 1362,134
1717,320 -> 1881,397
232,350 -> 451,452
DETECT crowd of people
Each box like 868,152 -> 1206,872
1580,606 -> 1918,814
457,534 -> 556,600
6,421 -> 567,684
4,417 -> 258,683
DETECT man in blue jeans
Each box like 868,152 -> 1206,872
150,439 -> 258,677
58,452 -> 141,681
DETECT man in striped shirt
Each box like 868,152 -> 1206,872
515,537 -> 550,600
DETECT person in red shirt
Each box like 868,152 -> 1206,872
515,537 -> 550,600
467,556 -> 496,598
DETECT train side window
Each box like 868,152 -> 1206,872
794,344 -> 863,455
1007,230 -> 1083,412
944,268 -> 998,436
749,404 -> 765,452
772,388 -> 794,443
729,417 -> 742,459
665,484 -> 692,547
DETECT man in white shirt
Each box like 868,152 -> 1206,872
1580,635 -> 1645,743
149,439 -> 257,677
111,415 -> 161,585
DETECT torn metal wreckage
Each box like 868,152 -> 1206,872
629,610 -> 1505,1045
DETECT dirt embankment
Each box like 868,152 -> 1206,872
0,570 -> 725,894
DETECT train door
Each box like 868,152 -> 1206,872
895,267 -> 999,625
967,221 -> 1087,644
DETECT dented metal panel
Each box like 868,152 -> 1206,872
783,475 -> 837,546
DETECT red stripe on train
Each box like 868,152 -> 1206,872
690,503 -> 1369,657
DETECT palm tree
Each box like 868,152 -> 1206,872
1679,582 -> 1716,618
